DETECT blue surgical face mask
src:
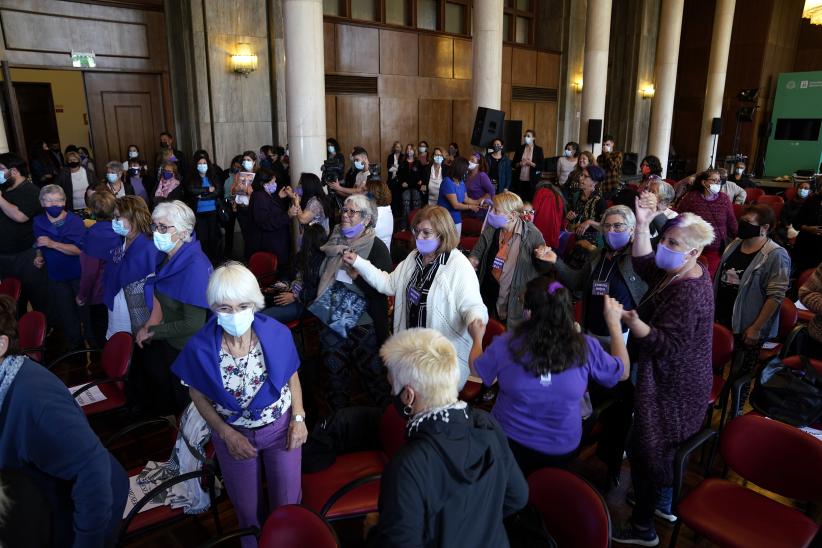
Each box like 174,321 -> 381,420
487,211 -> 510,229
433,155 -> 444,165
655,243 -> 690,271
162,171 -> 174,180
354,160 -> 364,170
153,231 -> 176,253
217,308 -> 255,337
799,188 -> 810,199
0,170 -> 8,185
327,145 -> 335,154
197,163 -> 208,174
128,150 -> 138,159
242,160 -> 254,171
605,230 -> 631,250
112,218 -> 129,236
106,173 -> 119,184
524,136 -> 534,145
45,205 -> 64,218
341,222 -> 365,239
416,238 -> 439,255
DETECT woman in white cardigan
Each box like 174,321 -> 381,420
343,205 -> 488,387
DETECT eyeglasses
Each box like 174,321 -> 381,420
151,223 -> 176,234
412,228 -> 437,238
522,209 -> 535,216
214,302 -> 254,314
706,177 -> 721,183
340,208 -> 362,217
602,222 -> 629,232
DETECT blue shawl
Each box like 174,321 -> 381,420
81,221 -> 123,262
145,239 -> 212,310
171,314 -> 300,424
102,234 -> 163,310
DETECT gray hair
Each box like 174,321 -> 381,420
600,204 -> 636,228
106,161 -> 124,175
152,200 -> 196,242
39,184 -> 66,202
345,193 -> 377,229
655,181 -> 676,206
206,261 -> 265,311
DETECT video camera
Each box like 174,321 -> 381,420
321,159 -> 344,184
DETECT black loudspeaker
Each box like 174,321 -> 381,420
587,119 -> 603,145
622,152 -> 638,176
711,117 -> 723,135
471,107 -> 505,148
503,120 -> 523,152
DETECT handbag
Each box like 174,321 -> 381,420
308,281 -> 369,338
749,356 -> 822,427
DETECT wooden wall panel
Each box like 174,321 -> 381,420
535,102 -> 558,156
380,98 -> 418,162
452,99 -> 474,155
418,99 -> 453,150
453,39 -> 472,80
510,101 -> 535,135
379,30 -> 419,76
502,46 -> 513,84
336,96 -> 380,164
326,95 -> 337,144
324,22 -> 336,73
335,24 -> 379,74
536,52 -> 560,89
419,35 -> 454,79
511,49 -> 537,86
501,84 -> 512,119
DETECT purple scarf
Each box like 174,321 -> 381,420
145,239 -> 212,310
82,221 -> 123,261
171,314 -> 300,424
102,234 -> 163,310
33,212 -> 86,243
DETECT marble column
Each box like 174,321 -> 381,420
0,111 -> 9,154
283,0 -> 326,186
471,0 -> 503,115
696,0 -> 736,170
647,0 -> 684,177
579,0 -> 612,156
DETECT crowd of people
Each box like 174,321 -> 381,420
0,129 -> 821,548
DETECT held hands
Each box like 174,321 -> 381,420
288,205 -> 301,218
135,326 -> 155,348
33,255 -> 45,269
287,419 -> 308,450
575,220 -> 592,236
221,426 -> 258,459
621,309 -> 641,330
634,191 -> 658,227
603,296 -> 624,327
534,245 -> 557,263
36,236 -> 54,249
342,249 -> 358,266
272,292 -> 296,306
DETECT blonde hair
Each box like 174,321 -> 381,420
207,261 -> 265,311
667,212 -> 715,251
492,191 -> 524,215
152,200 -> 196,242
412,205 -> 459,254
380,328 -> 459,409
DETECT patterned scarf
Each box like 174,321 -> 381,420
0,355 -> 25,410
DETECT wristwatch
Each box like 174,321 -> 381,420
292,414 -> 305,423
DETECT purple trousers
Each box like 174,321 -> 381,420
212,410 -> 302,548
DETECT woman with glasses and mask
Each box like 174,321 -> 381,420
485,137 -> 512,193
173,263 -> 306,548
133,200 -> 212,414
310,194 -> 391,411
103,162 -> 135,200
343,205 -> 487,389
153,160 -> 184,207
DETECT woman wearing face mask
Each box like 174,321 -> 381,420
154,161 -> 184,205
172,262 -> 306,548
469,191 -> 551,328
326,138 -> 345,171
425,147 -> 447,206
675,169 -> 737,277
104,161 -> 134,199
727,161 -> 755,188
775,181 -> 812,245
398,143 -> 424,227
610,193 -> 714,546
310,193 -> 392,411
446,142 -> 460,167
124,157 -> 151,203
230,151 -> 257,256
485,138 -> 512,193
386,141 -> 403,216
186,153 -> 223,264
32,185 -> 87,351
122,144 -> 140,170
464,152 -> 495,219
417,140 -> 430,167
436,157 -> 481,237
471,277 -> 629,475
557,141 -> 580,187
793,183 -> 822,272
512,130 -> 544,201
611,156 -> 664,213
246,169 -> 292,270
567,166 -> 607,262
222,154 -> 244,259
342,205 -> 488,388
564,150 -> 595,199
286,172 -> 332,237
57,150 -> 95,211
714,204 -> 789,404
103,196 -> 162,339
369,328 -> 528,548
134,200 -> 212,414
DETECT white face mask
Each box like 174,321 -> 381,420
602,144 -> 612,153
524,136 -> 533,145
128,151 -> 138,159
197,163 -> 208,174
798,188 -> 810,199
735,168 -> 744,175
419,146 -> 427,153
709,183 -> 722,194
242,160 -> 253,171
327,145 -> 335,154
564,149 -> 573,157
468,161 -> 478,171
217,308 -> 255,337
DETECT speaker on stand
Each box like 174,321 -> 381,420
587,119 -> 603,150
709,117 -> 722,168
471,107 -> 505,148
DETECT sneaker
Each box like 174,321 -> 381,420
611,522 -> 659,546
625,491 -> 678,523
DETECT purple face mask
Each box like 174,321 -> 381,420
655,243 -> 689,271
264,182 -> 277,194
416,238 -> 439,255
486,211 -> 510,229
604,230 -> 631,250
341,222 -> 365,239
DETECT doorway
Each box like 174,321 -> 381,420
14,82 -> 60,151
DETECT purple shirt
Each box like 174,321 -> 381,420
466,171 -> 496,201
475,332 -> 622,455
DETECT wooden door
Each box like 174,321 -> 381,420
13,82 -> 60,150
84,72 -> 168,169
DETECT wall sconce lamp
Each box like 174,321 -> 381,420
572,78 -> 583,93
231,43 -> 257,76
640,85 -> 655,99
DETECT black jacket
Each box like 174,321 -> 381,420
512,144 -> 545,187
185,165 -> 224,213
56,166 -> 96,209
373,407 -> 528,547
398,159 -> 424,190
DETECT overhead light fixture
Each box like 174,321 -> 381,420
737,88 -> 759,102
231,43 -> 257,76
640,84 -> 655,99
572,78 -> 583,93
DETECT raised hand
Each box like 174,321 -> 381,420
534,245 -> 557,263
634,191 -> 658,227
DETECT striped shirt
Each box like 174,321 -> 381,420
406,251 -> 449,328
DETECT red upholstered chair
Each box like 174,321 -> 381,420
379,402 -> 408,460
756,194 -> 784,207
18,310 -> 46,363
758,298 -> 798,362
671,414 -> 822,548
528,468 -> 611,548
461,216 -> 484,236
783,186 -> 797,201
0,277 -> 22,302
797,268 -> 815,324
459,318 -> 506,401
731,203 -> 745,220
258,505 -> 339,548
51,332 -> 134,417
391,208 -> 421,249
459,235 -> 479,252
744,187 -> 764,203
249,252 -> 279,286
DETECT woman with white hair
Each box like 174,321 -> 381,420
310,193 -> 392,410
32,184 -> 87,350
103,161 -> 135,199
612,193 -> 715,546
371,328 -> 527,547
172,263 -> 305,548
134,200 -> 212,414
343,205 -> 488,389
